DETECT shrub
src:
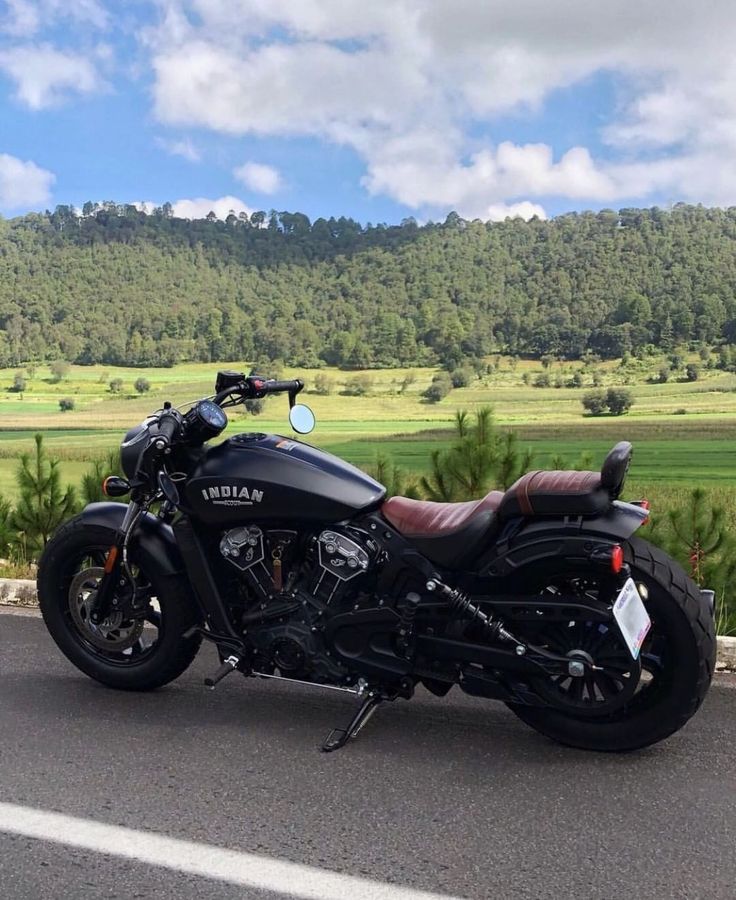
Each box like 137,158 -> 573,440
343,373 -> 374,396
10,372 -> 26,393
422,372 -> 453,403
399,371 -> 416,393
606,387 -> 634,415
533,372 -> 551,388
313,373 -> 333,395
49,360 -> 70,383
58,398 -> 75,411
582,390 -> 608,416
685,363 -> 700,382
109,378 -> 124,393
134,377 -> 151,394
449,366 -> 473,388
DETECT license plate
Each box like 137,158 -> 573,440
612,577 -> 652,659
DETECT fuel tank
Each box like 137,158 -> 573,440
183,433 -> 386,525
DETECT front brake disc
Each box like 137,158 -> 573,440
68,566 -> 144,652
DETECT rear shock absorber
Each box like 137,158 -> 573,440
426,579 -> 524,652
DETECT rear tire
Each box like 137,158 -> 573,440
38,517 -> 203,691
506,537 -> 715,751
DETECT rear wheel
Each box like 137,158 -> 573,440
505,537 -> 715,751
38,518 -> 202,690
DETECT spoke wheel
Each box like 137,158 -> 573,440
63,554 -> 161,664
503,537 -> 716,752
529,620 -> 641,717
69,567 -> 145,653
38,517 -> 202,691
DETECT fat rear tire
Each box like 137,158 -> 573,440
507,537 -> 716,751
38,517 -> 202,691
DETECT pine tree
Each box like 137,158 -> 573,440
420,408 -> 533,501
0,495 -> 15,557
658,488 -> 736,634
11,434 -> 78,555
369,455 -> 421,499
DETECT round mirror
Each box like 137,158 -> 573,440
289,403 -> 316,435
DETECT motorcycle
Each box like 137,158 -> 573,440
38,371 -> 716,752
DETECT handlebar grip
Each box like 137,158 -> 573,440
261,379 -> 303,394
154,412 -> 180,448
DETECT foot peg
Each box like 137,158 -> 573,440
204,655 -> 240,689
321,691 -> 384,752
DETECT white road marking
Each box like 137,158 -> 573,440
0,802 -> 459,900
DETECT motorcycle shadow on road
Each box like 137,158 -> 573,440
2,646 -> 687,777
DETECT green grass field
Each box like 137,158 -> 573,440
0,358 -> 734,505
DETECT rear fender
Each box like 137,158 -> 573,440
80,502 -> 184,576
477,500 -> 649,577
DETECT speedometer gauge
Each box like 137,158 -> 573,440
185,399 -> 228,442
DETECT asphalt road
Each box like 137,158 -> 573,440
1,609 -> 735,899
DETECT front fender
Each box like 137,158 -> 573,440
477,500 -> 649,577
80,502 -> 185,576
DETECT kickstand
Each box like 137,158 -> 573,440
321,691 -> 384,753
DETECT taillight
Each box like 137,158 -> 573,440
611,544 -> 624,574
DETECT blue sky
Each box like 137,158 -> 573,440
0,1 -> 733,224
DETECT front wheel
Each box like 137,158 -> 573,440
506,537 -> 716,751
38,517 -> 203,691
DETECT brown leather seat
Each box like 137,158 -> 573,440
379,444 -> 632,568
382,490 -> 505,536
497,470 -> 609,518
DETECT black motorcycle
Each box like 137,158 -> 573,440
38,371 -> 715,752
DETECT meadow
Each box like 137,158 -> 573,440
0,357 -> 734,514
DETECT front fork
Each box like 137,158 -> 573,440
89,500 -> 143,624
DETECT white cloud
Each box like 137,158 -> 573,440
0,43 -> 104,109
144,1 -> 736,216
157,138 -> 201,162
233,161 -> 282,194
1,0 -> 108,37
0,153 -> 55,209
486,201 -> 547,222
171,195 -> 254,220
1,1 -> 40,37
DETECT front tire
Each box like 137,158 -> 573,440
507,537 -> 716,751
38,517 -> 203,691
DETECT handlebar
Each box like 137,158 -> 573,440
214,376 -> 304,405
152,410 -> 181,450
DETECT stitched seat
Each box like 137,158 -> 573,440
381,491 -> 504,536
381,491 -> 504,568
497,469 -> 609,518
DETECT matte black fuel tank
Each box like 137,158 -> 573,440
183,433 -> 386,525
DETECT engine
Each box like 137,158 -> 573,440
219,524 -> 379,683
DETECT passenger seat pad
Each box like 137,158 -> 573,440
382,490 -> 504,536
498,470 -> 608,518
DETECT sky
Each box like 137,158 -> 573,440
1,0 -> 735,224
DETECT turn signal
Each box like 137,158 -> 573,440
102,476 -> 131,497
611,544 -> 624,574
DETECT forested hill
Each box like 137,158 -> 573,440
1,203 -> 736,369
